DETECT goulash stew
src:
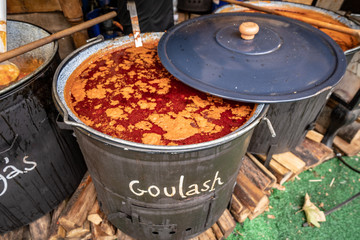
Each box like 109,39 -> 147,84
65,41 -> 256,146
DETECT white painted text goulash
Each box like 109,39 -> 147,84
129,171 -> 224,198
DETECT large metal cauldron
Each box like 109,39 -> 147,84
53,33 -> 267,240
195,6 -> 350,158
0,21 -> 87,233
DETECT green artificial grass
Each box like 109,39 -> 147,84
227,153 -> 360,240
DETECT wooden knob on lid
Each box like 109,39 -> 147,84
239,22 -> 259,40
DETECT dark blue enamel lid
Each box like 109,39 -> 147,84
158,12 -> 347,103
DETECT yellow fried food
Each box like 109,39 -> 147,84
0,63 -> 20,87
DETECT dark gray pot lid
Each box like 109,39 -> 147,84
158,12 -> 347,103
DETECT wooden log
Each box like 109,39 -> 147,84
216,209 -> 236,239
244,153 -> 277,192
203,227 -> 217,240
88,200 -> 104,225
49,199 -> 68,239
83,220 -> 91,232
50,199 -> 67,227
315,124 -> 360,156
58,173 -> 97,232
91,222 -> 109,239
49,225 -> 67,240
211,223 -> 224,240
100,219 -> 116,236
66,227 -> 90,238
22,226 -> 31,240
271,152 -> 306,177
333,135 -> 360,156
248,196 -> 269,220
29,213 -> 51,240
293,137 -> 334,169
88,213 -> 103,225
197,232 -> 209,240
80,233 -> 92,240
0,226 -> 24,240
233,207 -> 251,223
257,154 -> 293,185
58,226 -> 67,238
234,174 -> 270,213
306,129 -> 324,143
89,200 -> 101,215
189,237 -> 200,240
116,229 -> 136,240
230,194 -> 244,215
196,228 -> 217,240
239,155 -> 272,193
92,236 -> 116,240
231,194 -> 252,223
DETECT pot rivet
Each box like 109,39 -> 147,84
239,22 -> 259,40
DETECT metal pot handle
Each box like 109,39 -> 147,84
52,35 -> 106,132
262,116 -> 276,138
56,101 -> 101,134
75,35 -> 106,54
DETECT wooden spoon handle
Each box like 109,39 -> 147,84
0,11 -> 117,63
280,11 -> 360,37
223,0 -> 278,15
222,0 -> 360,38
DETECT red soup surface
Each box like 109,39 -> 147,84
65,41 -> 256,146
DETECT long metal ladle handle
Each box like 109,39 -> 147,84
127,0 -> 143,47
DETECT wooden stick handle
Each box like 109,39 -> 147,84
221,0 -> 360,38
280,11 -> 360,37
222,0 -> 277,15
0,11 -> 117,63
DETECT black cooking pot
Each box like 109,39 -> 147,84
0,20 -> 87,233
158,12 -> 347,161
213,2 -> 360,157
53,33 -> 267,240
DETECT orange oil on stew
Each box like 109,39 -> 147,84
66,42 -> 256,146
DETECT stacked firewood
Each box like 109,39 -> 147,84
229,131 -> 336,224
48,173 -> 134,240
229,154 -> 275,223
252,131 -> 335,186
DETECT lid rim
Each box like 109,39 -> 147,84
158,12 -> 347,103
